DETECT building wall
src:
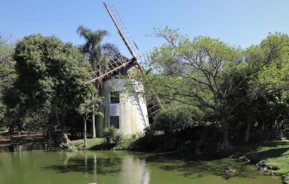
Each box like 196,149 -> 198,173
100,78 -> 149,135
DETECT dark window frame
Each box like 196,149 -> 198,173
110,116 -> 120,129
110,91 -> 120,104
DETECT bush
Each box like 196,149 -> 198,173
115,134 -> 139,150
60,142 -> 77,152
103,126 -> 123,144
144,126 -> 154,137
154,105 -> 203,133
0,127 -> 6,131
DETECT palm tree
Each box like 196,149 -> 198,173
77,25 -> 119,72
77,25 -> 119,138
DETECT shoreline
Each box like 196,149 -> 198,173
1,133 -> 288,184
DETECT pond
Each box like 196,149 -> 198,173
0,149 -> 282,184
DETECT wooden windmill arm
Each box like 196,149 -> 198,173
84,61 -> 130,85
102,2 -> 164,113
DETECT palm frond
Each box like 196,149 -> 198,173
102,43 -> 120,56
77,25 -> 119,74
77,25 -> 92,41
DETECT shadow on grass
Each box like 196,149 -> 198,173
243,141 -> 289,163
249,148 -> 289,159
144,152 -> 261,180
261,141 -> 289,147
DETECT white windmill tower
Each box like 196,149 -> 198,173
85,2 -> 163,136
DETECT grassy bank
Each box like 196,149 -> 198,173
70,135 -> 140,150
239,140 -> 289,183
70,138 -> 104,149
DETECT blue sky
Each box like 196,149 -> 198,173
1,0 -> 289,58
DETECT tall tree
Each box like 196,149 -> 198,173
0,35 -> 16,124
243,33 -> 289,140
145,27 -> 289,149
11,34 -> 95,139
78,90 -> 102,148
77,25 -> 119,138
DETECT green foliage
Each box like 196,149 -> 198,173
242,140 -> 289,177
103,126 -> 123,144
77,26 -> 119,139
77,25 -> 119,72
0,35 -> 15,124
0,36 -> 15,89
71,138 -> 104,150
142,27 -> 289,147
154,104 -> 204,132
77,90 -> 103,118
60,142 -> 78,152
13,34 -> 91,109
144,126 -> 155,137
3,34 -> 95,136
1,25 -> 289,155
113,134 -> 140,150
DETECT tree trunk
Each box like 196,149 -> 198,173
244,121 -> 252,143
278,120 -> 284,139
223,130 -> 232,149
84,117 -> 87,149
63,133 -> 70,144
92,95 -> 96,138
55,106 -> 62,133
222,120 -> 233,149
61,114 -> 66,134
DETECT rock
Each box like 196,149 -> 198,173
224,167 -> 235,174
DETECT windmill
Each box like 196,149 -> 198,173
85,2 -> 163,136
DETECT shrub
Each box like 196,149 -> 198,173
144,126 -> 154,137
154,105 -> 203,133
103,126 -> 123,144
112,132 -> 122,144
115,134 -> 139,150
60,142 -> 77,152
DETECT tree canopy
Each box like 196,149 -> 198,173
3,34 -> 97,137
142,27 -> 289,148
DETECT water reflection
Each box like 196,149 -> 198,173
119,155 -> 150,184
61,151 -> 150,184
0,144 -> 44,152
0,150 -> 281,184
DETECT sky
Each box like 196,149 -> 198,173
1,0 -> 289,58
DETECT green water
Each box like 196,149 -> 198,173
0,150 -> 282,184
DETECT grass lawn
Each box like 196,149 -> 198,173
240,140 -> 289,183
69,135 -> 141,150
70,138 -> 104,149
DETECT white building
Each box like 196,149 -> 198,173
95,58 -> 149,136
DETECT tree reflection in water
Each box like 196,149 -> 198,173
56,151 -> 150,184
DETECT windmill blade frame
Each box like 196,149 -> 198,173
84,2 -> 165,124
103,2 -> 144,72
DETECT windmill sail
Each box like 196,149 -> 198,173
85,56 -> 131,85
103,2 -> 144,72
103,2 -> 138,57
85,2 -> 165,122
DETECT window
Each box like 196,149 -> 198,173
110,116 -> 119,129
110,91 -> 120,103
